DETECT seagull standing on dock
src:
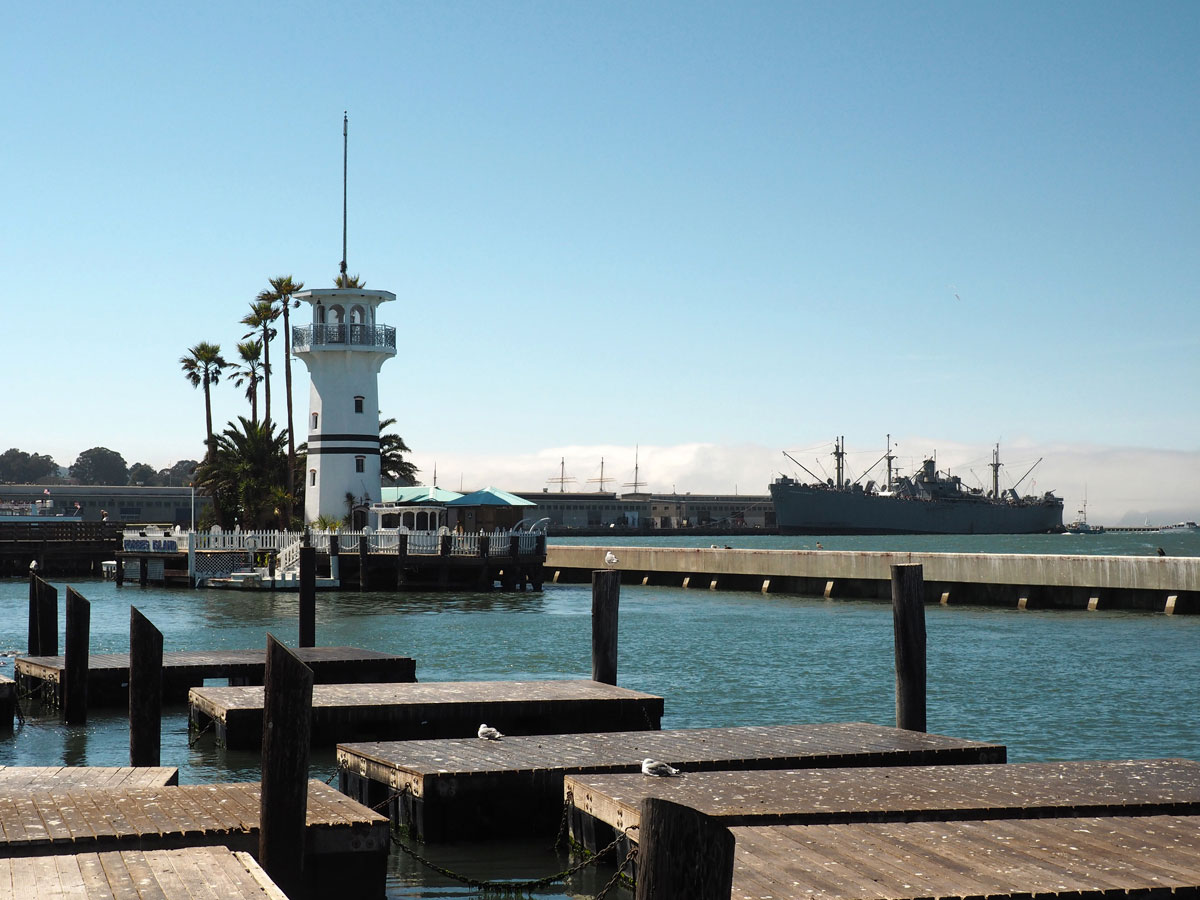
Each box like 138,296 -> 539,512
477,724 -> 503,740
641,758 -> 680,777
604,551 -> 619,567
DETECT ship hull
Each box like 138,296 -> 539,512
769,483 -> 1063,535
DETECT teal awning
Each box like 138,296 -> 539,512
445,487 -> 536,507
379,486 -> 463,505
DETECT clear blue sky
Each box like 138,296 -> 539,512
3,2 -> 1198,521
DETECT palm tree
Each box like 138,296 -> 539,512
231,340 -> 264,423
265,275 -> 304,526
194,416 -> 289,529
241,298 -> 278,426
379,417 -> 418,485
180,342 -> 228,461
334,273 -> 365,288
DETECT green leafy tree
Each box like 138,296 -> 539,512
0,448 -> 58,483
158,459 -> 199,487
128,463 -> 161,486
180,341 -> 228,461
194,417 -> 289,529
263,275 -> 305,525
334,273 -> 365,288
242,298 -> 278,426
231,339 -> 265,423
71,447 -> 129,485
379,417 -> 418,486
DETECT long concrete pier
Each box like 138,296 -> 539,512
545,545 -> 1200,612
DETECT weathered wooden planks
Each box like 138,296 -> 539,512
192,678 -> 665,750
337,722 -> 1005,842
729,815 -> 1200,899
0,847 -> 290,900
15,645 -> 416,706
567,758 -> 1200,852
0,766 -> 179,789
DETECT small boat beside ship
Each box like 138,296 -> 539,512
769,438 -> 1064,535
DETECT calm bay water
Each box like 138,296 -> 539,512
1,530 -> 1197,897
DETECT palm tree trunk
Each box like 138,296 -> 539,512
203,374 -> 215,462
262,335 -> 272,427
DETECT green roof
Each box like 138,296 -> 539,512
379,486 -> 463,505
444,486 -> 537,507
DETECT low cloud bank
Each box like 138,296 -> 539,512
411,439 -> 1200,527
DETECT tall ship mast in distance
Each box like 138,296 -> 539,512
769,438 -> 1064,534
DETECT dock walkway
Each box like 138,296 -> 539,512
191,679 -> 665,750
0,847 -> 288,900
566,758 -> 1200,850
0,780 -> 387,897
16,645 -> 416,707
566,759 -> 1200,898
0,766 -> 178,788
730,815 -> 1200,899
336,722 -> 1005,841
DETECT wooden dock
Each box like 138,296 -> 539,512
336,722 -> 1006,842
0,847 -> 289,900
192,678 -> 664,750
566,758 -> 1200,850
728,815 -> 1200,899
0,780 -> 388,897
16,645 -> 417,707
0,766 -> 179,788
566,759 -> 1200,898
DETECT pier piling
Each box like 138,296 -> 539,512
634,797 -> 734,900
63,587 -> 90,725
129,606 -> 164,767
298,546 -> 316,648
891,563 -> 927,732
592,569 -> 620,685
27,575 -> 58,657
259,634 -> 314,900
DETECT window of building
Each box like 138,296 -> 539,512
310,470 -> 316,486
311,412 -> 319,429
355,456 -> 365,473
354,396 -> 364,413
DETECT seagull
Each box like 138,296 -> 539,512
604,550 -> 619,567
641,758 -> 680,777
477,724 -> 503,740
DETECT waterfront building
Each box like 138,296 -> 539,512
0,484 -> 210,525
512,490 -> 774,530
292,287 -> 397,526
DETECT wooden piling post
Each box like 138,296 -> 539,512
114,555 -> 124,586
634,797 -> 735,900
138,556 -> 148,586
891,563 -> 927,732
63,588 -> 90,725
259,633 -> 314,900
298,546 -> 316,648
395,533 -> 408,588
592,569 -> 620,685
28,575 -> 58,657
328,534 -> 340,582
359,534 -> 370,591
129,606 -> 163,767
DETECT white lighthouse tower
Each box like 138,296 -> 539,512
291,287 -> 396,525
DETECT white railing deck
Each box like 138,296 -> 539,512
139,527 -> 545,558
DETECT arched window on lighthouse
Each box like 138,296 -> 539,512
354,396 -> 364,414
309,469 -> 316,486
311,413 -> 318,430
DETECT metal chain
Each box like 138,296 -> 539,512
187,717 -> 213,748
553,790 -> 573,851
391,822 -> 639,896
593,845 -> 638,900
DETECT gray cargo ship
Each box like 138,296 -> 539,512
770,438 -> 1064,534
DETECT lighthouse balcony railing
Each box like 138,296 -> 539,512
292,323 -> 396,351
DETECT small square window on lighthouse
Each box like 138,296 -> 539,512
354,396 -> 364,413
355,456 -> 365,473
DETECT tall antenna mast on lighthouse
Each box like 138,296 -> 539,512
340,111 -> 349,285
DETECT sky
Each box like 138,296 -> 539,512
3,2 -> 1198,525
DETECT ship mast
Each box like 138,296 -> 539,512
990,444 -> 1001,498
886,434 -> 895,488
834,436 -> 845,489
